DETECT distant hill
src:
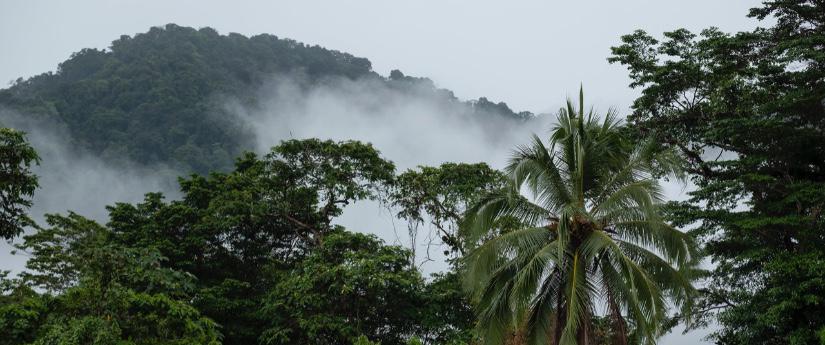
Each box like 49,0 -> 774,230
0,24 -> 532,173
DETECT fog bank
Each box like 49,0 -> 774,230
0,109 -> 179,273
230,75 -> 558,270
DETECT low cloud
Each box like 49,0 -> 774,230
232,75 -> 550,170
227,74 -> 692,272
228,74 -> 556,271
2,75 -> 690,274
0,108 -> 178,273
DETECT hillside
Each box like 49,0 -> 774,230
0,24 -> 532,173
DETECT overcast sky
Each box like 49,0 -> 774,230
1,1 -> 764,344
2,0 -> 761,113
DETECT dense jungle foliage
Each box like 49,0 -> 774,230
1,1 -> 824,344
0,24 -> 531,174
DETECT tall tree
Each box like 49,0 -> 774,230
107,139 -> 395,345
259,231 -> 423,345
391,163 -> 505,263
417,271 -> 477,345
5,213 -> 221,345
0,127 -> 39,239
269,138 -> 396,241
463,91 -> 697,345
609,1 -> 825,343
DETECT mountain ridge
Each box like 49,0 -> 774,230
0,23 -> 533,174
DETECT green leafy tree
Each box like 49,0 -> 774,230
391,163 -> 505,259
0,127 -> 39,239
418,272 -> 476,345
14,213 -> 107,293
353,335 -> 382,345
5,213 -> 221,345
0,273 -> 47,345
107,139 -> 396,345
463,91 -> 697,345
268,139 -> 396,241
260,231 -> 423,345
609,1 -> 825,343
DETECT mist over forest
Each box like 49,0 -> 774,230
1,2 -> 824,345
0,25 -> 550,274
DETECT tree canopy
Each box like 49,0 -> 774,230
0,127 -> 39,239
3,2 -> 825,343
463,91 -> 697,345
0,24 -> 532,174
1,138 -> 480,345
610,0 -> 825,343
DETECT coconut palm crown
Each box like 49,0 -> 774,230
462,89 -> 698,345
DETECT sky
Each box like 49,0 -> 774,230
0,1 -> 764,343
2,0 -> 761,113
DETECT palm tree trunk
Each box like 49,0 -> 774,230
577,306 -> 592,345
506,329 -> 526,345
608,290 -> 628,345
553,290 -> 565,345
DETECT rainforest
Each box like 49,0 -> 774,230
1,1 -> 824,344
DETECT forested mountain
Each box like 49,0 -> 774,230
4,1 -> 822,344
0,24 -> 531,174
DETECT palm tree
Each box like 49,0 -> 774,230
462,89 -> 697,345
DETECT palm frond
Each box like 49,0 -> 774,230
463,89 -> 698,345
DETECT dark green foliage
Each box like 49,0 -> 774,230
15,212 -> 110,293
0,127 -> 39,239
610,1 -> 825,343
0,279 -> 46,345
462,92 -> 696,344
0,25 -> 376,173
29,11 -> 825,343
0,25 -> 531,175
27,289 -> 221,345
260,231 -> 422,345
392,163 -> 506,256
269,139 -> 396,236
4,213 -> 221,345
260,232 -> 476,345
1,138 -> 430,345
471,97 -> 534,121
105,139 -> 396,345
417,272 -> 476,345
